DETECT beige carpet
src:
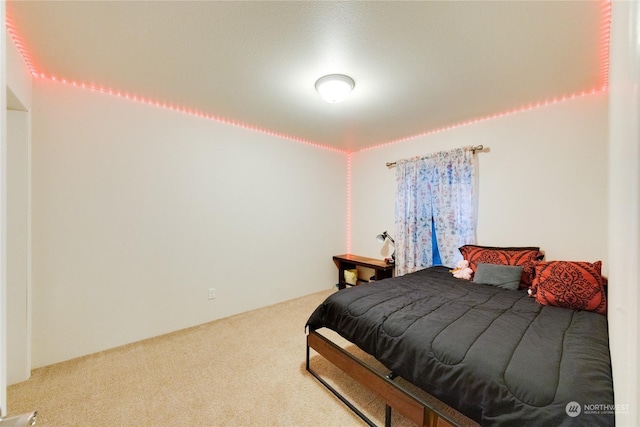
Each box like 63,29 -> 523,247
8,288 -> 478,427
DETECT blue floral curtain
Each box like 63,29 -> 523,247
395,147 -> 477,275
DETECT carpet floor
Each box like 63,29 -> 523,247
8,288 -> 477,427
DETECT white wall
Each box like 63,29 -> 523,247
6,110 -> 29,385
5,27 -> 34,392
31,79 -> 346,367
350,93 -> 609,268
1,1 -> 8,414
6,29 -> 32,112
608,1 -> 640,426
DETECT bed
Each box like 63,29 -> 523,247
306,264 -> 614,426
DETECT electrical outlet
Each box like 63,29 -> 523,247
208,288 -> 216,300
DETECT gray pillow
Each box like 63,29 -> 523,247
473,263 -> 523,290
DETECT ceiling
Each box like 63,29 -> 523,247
6,1 -> 607,152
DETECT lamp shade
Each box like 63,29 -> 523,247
315,74 -> 355,103
376,231 -> 395,245
376,231 -> 396,263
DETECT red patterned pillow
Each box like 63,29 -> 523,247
533,261 -> 606,315
459,245 -> 543,289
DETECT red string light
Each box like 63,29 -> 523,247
5,0 -> 612,157
359,0 -> 612,153
5,0 -> 611,255
5,15 -> 37,76
346,153 -> 352,254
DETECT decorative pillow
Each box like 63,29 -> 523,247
473,263 -> 523,290
533,261 -> 606,315
459,245 -> 544,289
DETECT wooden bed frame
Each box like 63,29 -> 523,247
306,330 -> 460,427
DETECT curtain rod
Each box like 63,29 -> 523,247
385,145 -> 485,168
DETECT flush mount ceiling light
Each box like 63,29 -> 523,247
315,74 -> 355,103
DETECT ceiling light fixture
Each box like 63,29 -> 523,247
315,74 -> 355,103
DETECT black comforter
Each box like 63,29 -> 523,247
306,266 -> 614,426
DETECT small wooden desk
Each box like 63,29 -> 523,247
333,254 -> 395,289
